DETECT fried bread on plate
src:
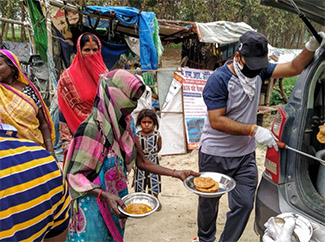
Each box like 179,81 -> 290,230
194,177 -> 219,193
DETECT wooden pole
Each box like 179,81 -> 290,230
20,1 -> 27,42
27,27 -> 37,54
181,84 -> 188,153
158,19 -> 195,26
0,17 -> 30,26
11,23 -> 16,42
44,0 -> 54,102
48,0 -> 79,12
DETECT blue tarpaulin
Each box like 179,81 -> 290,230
57,28 -> 129,70
101,41 -> 129,69
85,6 -> 159,70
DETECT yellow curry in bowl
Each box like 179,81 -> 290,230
124,203 -> 152,214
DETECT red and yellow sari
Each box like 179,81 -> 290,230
57,33 -> 108,135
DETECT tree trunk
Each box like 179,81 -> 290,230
2,22 -> 9,41
11,23 -> 16,41
0,22 -> 2,48
288,31 -> 297,48
293,31 -> 300,49
20,1 -> 27,42
274,78 -> 288,103
3,0 -> 15,41
298,28 -> 305,49
210,0 -> 217,21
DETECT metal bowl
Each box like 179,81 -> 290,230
118,192 -> 159,218
183,172 -> 236,198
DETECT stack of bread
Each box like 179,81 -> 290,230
194,177 -> 219,193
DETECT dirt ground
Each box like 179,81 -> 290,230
124,47 -> 271,242
124,147 -> 266,242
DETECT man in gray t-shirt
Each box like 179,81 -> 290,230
195,31 -> 323,242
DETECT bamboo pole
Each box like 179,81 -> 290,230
28,29 -> 37,54
0,17 -> 30,26
158,19 -> 195,26
47,0 -> 114,21
49,0 -> 79,12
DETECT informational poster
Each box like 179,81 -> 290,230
180,68 -> 213,149
181,67 -> 213,81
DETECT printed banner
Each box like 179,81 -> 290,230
179,68 -> 213,149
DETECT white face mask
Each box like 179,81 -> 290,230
234,57 -> 244,70
233,57 -> 257,101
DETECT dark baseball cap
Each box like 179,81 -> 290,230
238,31 -> 269,70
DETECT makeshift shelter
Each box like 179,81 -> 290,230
23,1 -> 257,98
153,20 -> 255,70
26,1 -> 164,73
16,1 -> 301,156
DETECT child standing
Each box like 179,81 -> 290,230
134,109 -> 162,210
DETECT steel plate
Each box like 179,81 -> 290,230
183,172 -> 236,198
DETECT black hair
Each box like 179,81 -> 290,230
0,53 -> 19,80
80,33 -> 99,49
136,108 -> 159,129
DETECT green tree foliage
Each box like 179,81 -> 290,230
270,76 -> 298,105
0,0 -> 22,41
0,0 -> 20,20
129,0 -> 320,49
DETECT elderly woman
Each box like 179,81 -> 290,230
0,49 -> 55,155
64,69 -> 199,242
57,32 -> 108,160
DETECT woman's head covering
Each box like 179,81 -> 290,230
94,69 -> 145,164
57,32 -> 108,134
0,49 -> 55,144
64,69 -> 145,199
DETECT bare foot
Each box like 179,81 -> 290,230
156,202 -> 162,211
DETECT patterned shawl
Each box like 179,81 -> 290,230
64,69 -> 145,199
57,33 -> 108,134
0,49 -> 55,145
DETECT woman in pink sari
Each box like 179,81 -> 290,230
0,49 -> 55,154
57,33 -> 108,161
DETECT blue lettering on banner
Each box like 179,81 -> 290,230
184,92 -> 202,97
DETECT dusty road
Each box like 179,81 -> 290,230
124,147 -> 266,242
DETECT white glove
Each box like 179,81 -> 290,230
305,32 -> 325,52
253,125 -> 278,151
310,221 -> 325,242
262,217 -> 296,242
